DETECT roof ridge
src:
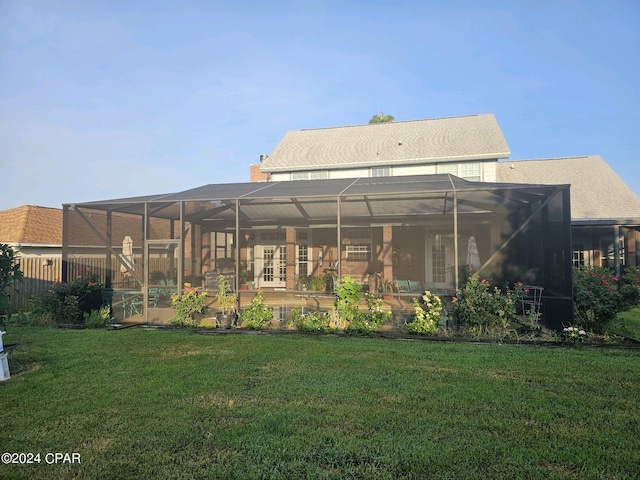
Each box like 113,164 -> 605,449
502,155 -> 598,163
298,113 -> 493,132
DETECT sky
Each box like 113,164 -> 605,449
1,0 -> 639,211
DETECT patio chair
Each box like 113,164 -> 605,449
395,279 -> 410,293
521,285 -> 543,323
408,280 -> 423,294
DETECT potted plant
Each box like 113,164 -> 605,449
239,268 -> 254,290
216,274 -> 237,328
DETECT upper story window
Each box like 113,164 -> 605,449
291,170 -> 329,181
437,162 -> 482,181
371,166 -> 391,177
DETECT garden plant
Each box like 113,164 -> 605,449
30,269 -> 104,325
170,286 -> 208,327
239,290 -> 273,330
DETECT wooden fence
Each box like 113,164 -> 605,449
7,256 -> 63,311
6,255 -> 191,311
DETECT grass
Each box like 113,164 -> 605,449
1,326 -> 639,479
610,307 -> 640,340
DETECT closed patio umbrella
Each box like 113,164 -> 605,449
466,236 -> 481,271
121,235 -> 135,275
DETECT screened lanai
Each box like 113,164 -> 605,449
62,174 -> 573,329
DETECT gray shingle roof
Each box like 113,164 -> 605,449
261,113 -> 510,172
496,155 -> 640,223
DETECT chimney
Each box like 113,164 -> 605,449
259,154 -> 268,163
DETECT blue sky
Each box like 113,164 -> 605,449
1,0 -> 639,211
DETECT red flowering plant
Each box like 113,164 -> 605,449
572,267 -> 622,334
451,274 -> 524,338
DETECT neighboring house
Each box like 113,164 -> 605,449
0,205 -> 63,309
497,156 -> 640,274
257,115 -> 640,274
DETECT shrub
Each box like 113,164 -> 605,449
334,276 -> 363,325
171,287 -> 208,327
406,291 -> 441,335
293,310 -> 334,333
451,275 -> 523,338
84,306 -> 112,328
31,269 -> 104,324
619,266 -> 640,311
572,267 -> 620,333
240,290 -> 273,330
0,244 -> 23,318
344,293 -> 391,335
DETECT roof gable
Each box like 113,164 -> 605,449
0,205 -> 63,245
261,113 -> 510,172
496,156 -> 640,222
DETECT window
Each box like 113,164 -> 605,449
297,244 -> 309,277
344,229 -> 371,261
371,166 -> 390,177
432,245 -> 446,283
572,244 -> 585,268
310,170 -> 328,180
291,171 -> 328,180
437,162 -> 482,181
437,163 -> 458,176
459,163 -> 482,181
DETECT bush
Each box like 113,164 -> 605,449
31,269 -> 104,324
84,306 -> 112,328
0,244 -> 23,318
240,290 -> 273,330
293,309 -> 334,333
344,293 -> 391,335
171,287 -> 208,327
334,276 -> 363,324
406,291 -> 441,335
619,266 -> 640,311
572,267 -> 620,333
451,275 -> 523,338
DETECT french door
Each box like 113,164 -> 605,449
255,245 -> 286,288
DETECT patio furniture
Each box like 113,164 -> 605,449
521,285 -> 543,322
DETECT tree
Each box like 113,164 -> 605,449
0,244 -> 23,317
368,111 -> 395,124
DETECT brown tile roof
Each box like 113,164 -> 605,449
0,205 -> 63,245
496,156 -> 640,222
261,113 -> 510,172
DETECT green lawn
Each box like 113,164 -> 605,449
611,307 -> 640,340
1,326 -> 639,479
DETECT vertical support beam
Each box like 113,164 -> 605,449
106,210 -> 112,288
453,191 -> 459,291
235,199 -> 241,293
62,205 -> 69,283
178,202 -> 184,293
613,225 -> 621,277
337,195 -> 342,280
285,227 -> 296,291
382,226 -> 394,287
143,203 -> 149,324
